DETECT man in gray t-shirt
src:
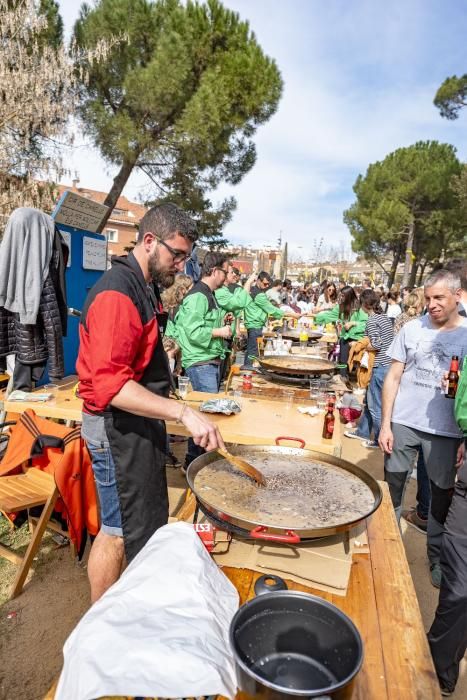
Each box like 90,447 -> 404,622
389,316 -> 467,438
379,270 -> 466,589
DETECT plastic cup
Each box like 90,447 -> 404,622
310,379 -> 320,399
316,393 -> 327,411
233,389 -> 243,408
178,376 -> 190,399
43,383 -> 59,399
282,389 -> 294,409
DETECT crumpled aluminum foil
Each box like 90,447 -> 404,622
199,398 -> 241,415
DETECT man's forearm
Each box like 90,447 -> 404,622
110,380 -> 183,421
381,370 -> 401,428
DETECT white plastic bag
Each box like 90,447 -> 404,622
56,522 -> 239,700
360,351 -> 370,369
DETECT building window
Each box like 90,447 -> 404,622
106,228 -> 119,243
112,208 -> 126,216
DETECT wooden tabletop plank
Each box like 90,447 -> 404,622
216,486 -> 438,699
366,488 -> 440,699
167,391 -> 342,456
2,379 -> 341,456
2,376 -> 82,422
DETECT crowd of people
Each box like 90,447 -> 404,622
76,202 -> 466,697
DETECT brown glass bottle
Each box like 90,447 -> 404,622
445,356 -> 459,399
322,402 -> 335,439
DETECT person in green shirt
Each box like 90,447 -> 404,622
171,251 -> 232,380
171,251 -> 232,467
428,353 -> 467,696
215,265 -> 251,321
315,285 -> 368,377
242,271 -> 285,369
214,265 -> 252,379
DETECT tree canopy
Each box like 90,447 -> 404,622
434,74 -> 467,120
0,0 -> 112,228
343,141 -> 464,288
0,0 -> 67,222
74,0 -> 283,242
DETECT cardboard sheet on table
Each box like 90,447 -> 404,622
213,522 -> 368,597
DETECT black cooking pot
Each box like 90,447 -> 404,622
230,575 -> 363,700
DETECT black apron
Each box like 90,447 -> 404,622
104,290 -> 172,563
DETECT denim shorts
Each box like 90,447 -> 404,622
86,440 -> 123,537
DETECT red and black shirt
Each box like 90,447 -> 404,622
76,253 -> 163,414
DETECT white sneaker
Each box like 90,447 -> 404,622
344,431 -> 363,440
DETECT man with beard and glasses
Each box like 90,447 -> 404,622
77,203 -> 225,602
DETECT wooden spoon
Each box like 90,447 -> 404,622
217,448 -> 267,487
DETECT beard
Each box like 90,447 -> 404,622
148,246 -> 176,288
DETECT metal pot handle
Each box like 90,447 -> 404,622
250,525 -> 301,544
275,436 -> 306,449
254,574 -> 288,596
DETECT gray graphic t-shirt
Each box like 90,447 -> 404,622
388,316 -> 467,437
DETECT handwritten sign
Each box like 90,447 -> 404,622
60,231 -> 72,267
83,236 -> 107,271
53,191 -> 109,232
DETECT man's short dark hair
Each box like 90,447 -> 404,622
272,279 -> 282,287
137,203 -> 198,244
443,259 -> 467,291
258,271 -> 273,284
202,251 -> 229,277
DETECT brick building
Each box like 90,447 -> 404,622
57,181 -> 148,258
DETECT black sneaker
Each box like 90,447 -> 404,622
430,563 -> 442,589
165,451 -> 181,469
440,683 -> 455,696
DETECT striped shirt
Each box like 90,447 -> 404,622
365,313 -> 394,366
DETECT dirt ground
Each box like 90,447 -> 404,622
0,434 -> 465,700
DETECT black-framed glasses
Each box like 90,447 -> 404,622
216,267 -> 228,276
157,237 -> 191,264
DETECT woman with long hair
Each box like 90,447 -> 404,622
394,288 -> 424,334
161,274 -> 193,470
316,281 -> 338,311
315,285 -> 368,376
161,274 -> 193,317
386,291 -> 402,321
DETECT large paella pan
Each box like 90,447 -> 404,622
256,354 -> 336,376
187,444 -> 382,542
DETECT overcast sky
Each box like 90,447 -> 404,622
58,0 -> 467,258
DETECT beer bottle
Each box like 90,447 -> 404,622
445,356 -> 459,399
322,401 -> 335,439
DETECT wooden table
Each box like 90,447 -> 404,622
2,379 -> 341,456
218,483 -> 440,699
1,376 -> 82,423
167,391 -> 342,456
44,484 -> 440,700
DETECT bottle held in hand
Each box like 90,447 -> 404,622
445,355 -> 459,399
